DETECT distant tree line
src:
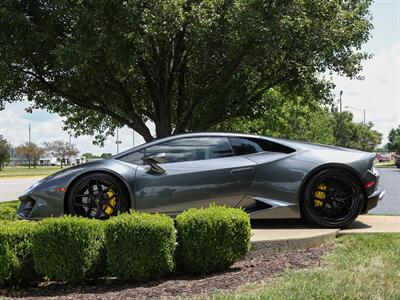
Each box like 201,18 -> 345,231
0,138 -> 79,169
387,125 -> 400,154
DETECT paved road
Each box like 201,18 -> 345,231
0,168 -> 399,214
370,168 -> 400,215
0,177 -> 42,202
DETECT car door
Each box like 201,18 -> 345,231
133,136 -> 257,214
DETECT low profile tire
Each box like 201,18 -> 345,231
67,173 -> 129,219
302,169 -> 363,228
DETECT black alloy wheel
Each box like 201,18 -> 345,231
67,173 -> 129,219
302,169 -> 363,228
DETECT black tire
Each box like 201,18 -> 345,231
301,169 -> 363,228
67,172 -> 129,219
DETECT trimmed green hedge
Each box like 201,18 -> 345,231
32,216 -> 104,282
0,205 -> 252,286
0,206 -> 18,221
0,201 -> 19,221
176,205 -> 251,274
105,212 -> 175,281
0,221 -> 38,286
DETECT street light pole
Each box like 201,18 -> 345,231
363,109 -> 366,125
116,128 -> 122,154
345,105 -> 369,126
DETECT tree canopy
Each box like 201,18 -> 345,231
0,0 -> 372,142
222,89 -> 382,152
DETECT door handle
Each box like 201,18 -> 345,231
231,167 -> 253,174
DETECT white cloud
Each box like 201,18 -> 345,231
332,42 -> 400,144
0,103 -> 150,155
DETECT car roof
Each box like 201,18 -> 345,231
113,132 -> 304,159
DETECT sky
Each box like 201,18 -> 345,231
0,1 -> 399,155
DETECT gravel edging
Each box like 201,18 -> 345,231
4,243 -> 333,300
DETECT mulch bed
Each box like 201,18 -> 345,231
4,244 -> 333,300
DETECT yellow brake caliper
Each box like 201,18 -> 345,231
314,183 -> 327,208
103,189 -> 117,216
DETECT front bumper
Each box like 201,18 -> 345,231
364,190 -> 385,212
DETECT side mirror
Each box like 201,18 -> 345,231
143,152 -> 166,164
142,153 -> 166,175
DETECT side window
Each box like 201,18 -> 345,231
118,150 -> 145,165
144,137 -> 234,163
118,137 -> 234,165
229,137 -> 263,155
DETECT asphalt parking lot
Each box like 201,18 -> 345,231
370,167 -> 400,215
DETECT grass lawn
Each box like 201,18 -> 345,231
0,166 -> 65,178
212,234 -> 400,300
376,160 -> 396,168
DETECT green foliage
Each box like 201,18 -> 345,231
0,0 -> 373,143
333,111 -> 382,152
222,89 -> 336,145
0,206 -> 18,221
176,205 -> 251,274
32,216 -> 104,282
224,88 -> 382,152
0,135 -> 11,170
105,212 -> 176,281
0,221 -> 38,287
387,125 -> 400,153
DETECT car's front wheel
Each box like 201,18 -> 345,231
67,173 -> 129,219
302,169 -> 363,228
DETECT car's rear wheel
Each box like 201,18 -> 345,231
67,173 -> 129,219
302,169 -> 363,228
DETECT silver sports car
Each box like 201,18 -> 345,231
17,133 -> 385,228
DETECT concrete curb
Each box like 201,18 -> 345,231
247,230 -> 339,259
246,215 -> 400,259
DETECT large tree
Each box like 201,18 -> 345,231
0,135 -> 11,170
44,141 -> 79,168
0,0 -> 372,142
16,142 -> 45,168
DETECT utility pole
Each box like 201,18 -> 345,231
68,131 -> 72,147
339,90 -> 343,114
28,123 -> 31,169
28,123 -> 31,145
363,109 -> 366,125
132,129 -> 135,148
345,106 -> 369,126
116,128 -> 122,154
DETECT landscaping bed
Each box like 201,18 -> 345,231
4,244 -> 331,299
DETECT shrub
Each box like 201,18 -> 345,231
32,216 -> 104,282
0,206 -> 18,221
0,221 -> 38,287
176,205 -> 251,274
105,212 -> 175,281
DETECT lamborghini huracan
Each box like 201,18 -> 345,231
17,133 -> 385,228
